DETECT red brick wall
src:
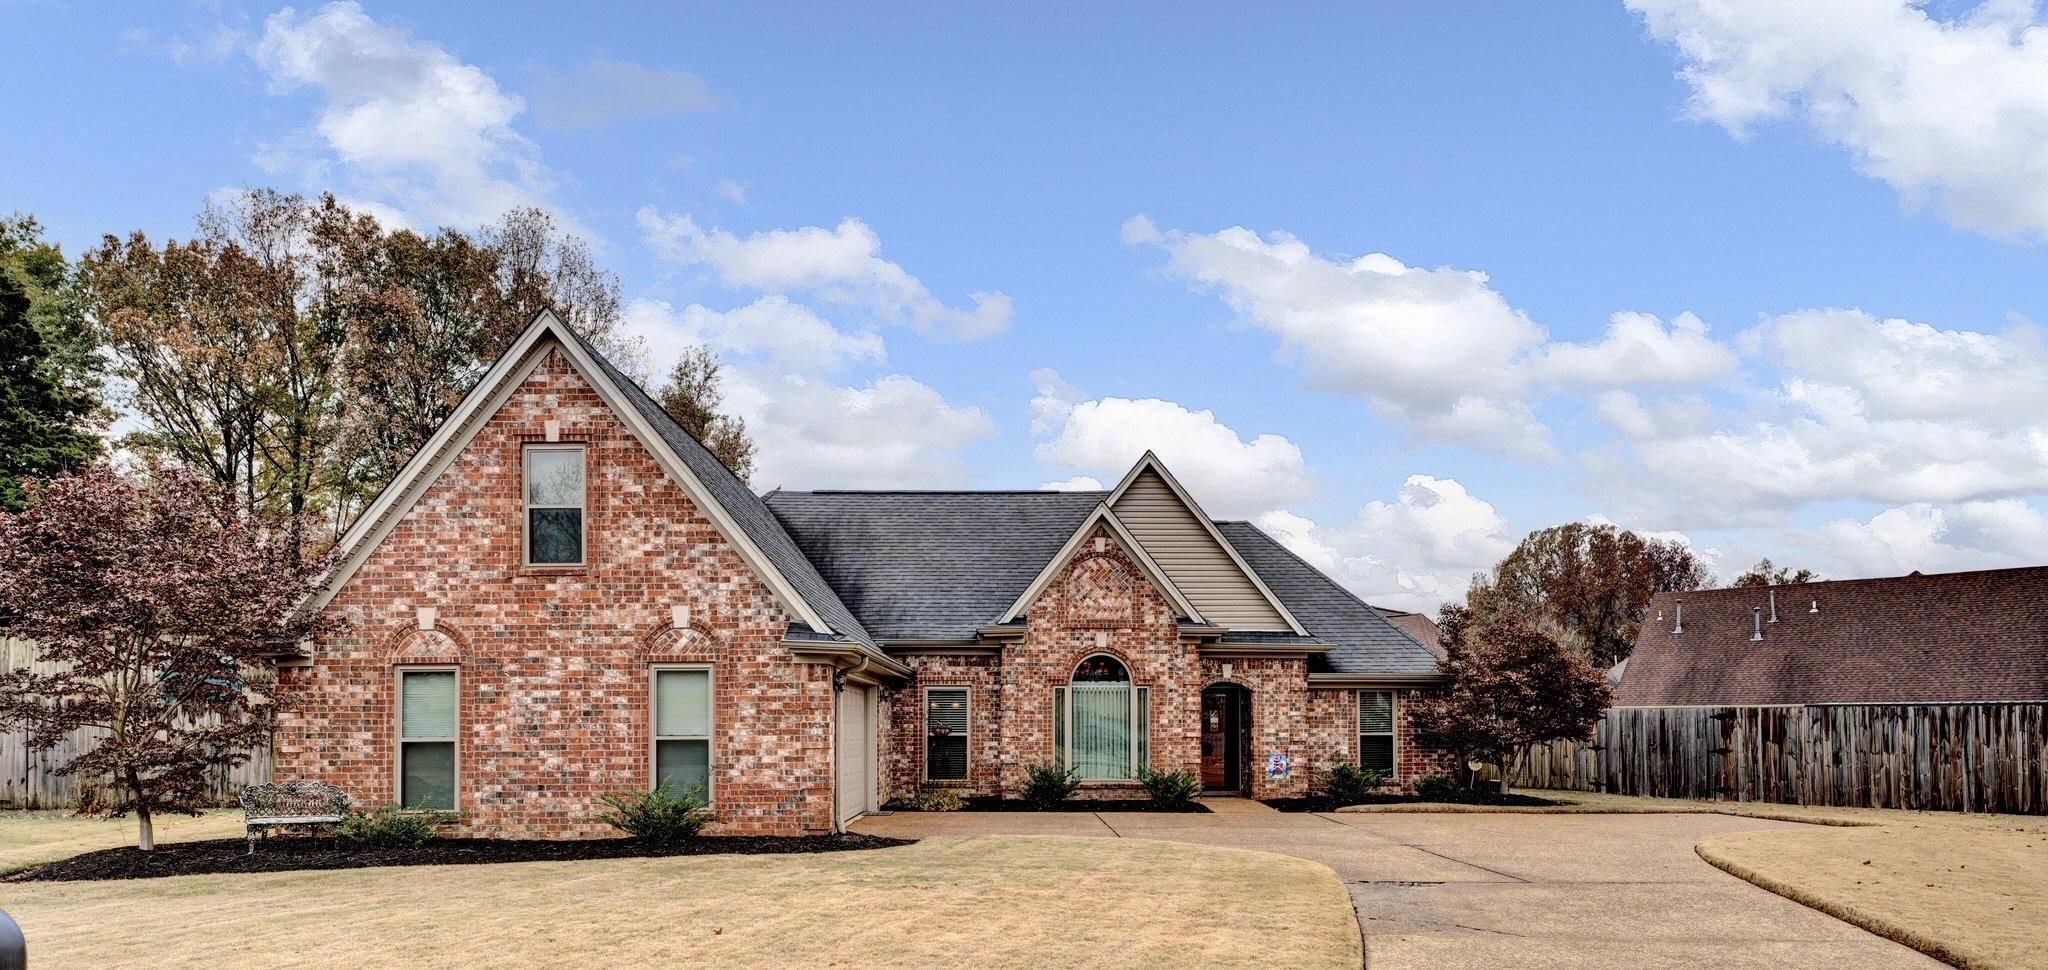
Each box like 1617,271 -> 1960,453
1304,687 -> 1461,791
276,347 -> 835,837
881,653 -> 1003,800
1195,656 -> 1312,798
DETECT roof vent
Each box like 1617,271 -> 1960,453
1673,598 -> 1684,634
1751,607 -> 1763,642
1767,589 -> 1778,624
1809,598 -> 1819,614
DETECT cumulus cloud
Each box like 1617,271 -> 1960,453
1255,476 -> 1514,614
1124,217 -> 1734,457
530,56 -> 719,128
1605,308 -> 2048,526
728,374 -> 995,490
639,209 -> 1011,339
1040,476 -> 1105,492
1786,499 -> 2048,577
1631,0 -> 2048,237
620,297 -> 883,377
253,1 -> 549,227
1029,369 -> 1313,519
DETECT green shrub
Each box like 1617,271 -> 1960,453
1136,768 -> 1201,806
893,790 -> 966,812
335,804 -> 445,848
1415,774 -> 1467,802
1022,763 -> 1079,809
595,787 -> 712,845
1317,762 -> 1390,806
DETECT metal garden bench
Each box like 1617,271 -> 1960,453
240,782 -> 350,854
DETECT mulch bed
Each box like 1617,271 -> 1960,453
6,833 -> 914,883
1262,792 -> 1564,813
886,797 -> 1209,814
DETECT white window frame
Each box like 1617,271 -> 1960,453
1054,656 -> 1150,781
650,664 -> 715,804
396,665 -> 459,812
523,443 -> 587,566
1357,689 -> 1398,777
923,686 -> 972,782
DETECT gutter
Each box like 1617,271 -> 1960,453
1306,672 -> 1445,688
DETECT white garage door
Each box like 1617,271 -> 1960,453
836,686 -> 874,826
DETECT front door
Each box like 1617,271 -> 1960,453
1200,686 -> 1244,792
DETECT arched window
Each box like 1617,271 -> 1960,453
1053,655 -> 1150,780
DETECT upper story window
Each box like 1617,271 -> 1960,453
524,445 -> 585,565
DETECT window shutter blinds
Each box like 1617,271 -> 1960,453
1357,691 -> 1394,734
656,670 -> 711,736
926,689 -> 969,781
401,671 -> 456,739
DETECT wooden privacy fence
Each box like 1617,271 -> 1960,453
1514,703 -> 2048,814
0,640 -> 274,810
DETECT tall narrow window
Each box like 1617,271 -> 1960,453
1060,656 -> 1149,780
654,667 -> 712,798
524,445 -> 585,565
925,688 -> 970,781
1358,690 -> 1396,775
398,669 -> 457,811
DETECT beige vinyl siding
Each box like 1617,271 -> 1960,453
1111,469 -> 1290,630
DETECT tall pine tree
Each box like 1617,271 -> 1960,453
0,216 -> 103,509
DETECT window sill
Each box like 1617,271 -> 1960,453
518,564 -> 591,578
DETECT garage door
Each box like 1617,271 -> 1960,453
835,686 -> 874,826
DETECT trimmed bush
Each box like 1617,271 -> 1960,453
1415,774 -> 1469,802
336,804 -> 444,848
894,790 -> 966,812
1317,763 -> 1389,807
595,787 -> 712,845
1137,768 -> 1201,806
1022,763 -> 1079,809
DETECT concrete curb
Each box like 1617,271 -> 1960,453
1694,843 -> 1979,970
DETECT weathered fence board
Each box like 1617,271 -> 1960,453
1514,702 -> 2048,814
0,640 -> 273,810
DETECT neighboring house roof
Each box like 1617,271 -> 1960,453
1618,567 -> 2048,706
1211,522 -> 1441,676
1372,607 -> 1445,658
763,489 -> 1102,640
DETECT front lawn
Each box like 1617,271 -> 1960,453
0,810 -> 244,876
1,834 -> 1362,969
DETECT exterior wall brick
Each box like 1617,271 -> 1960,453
1304,687 -> 1461,791
275,348 -> 835,838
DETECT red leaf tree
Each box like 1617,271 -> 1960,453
1409,606 -> 1611,794
0,463 -> 342,848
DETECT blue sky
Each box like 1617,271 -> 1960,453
10,0 -> 2048,610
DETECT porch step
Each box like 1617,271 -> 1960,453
1195,795 -> 1279,815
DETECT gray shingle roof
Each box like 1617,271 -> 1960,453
567,330 -> 878,649
1213,521 -> 1441,676
764,490 -> 1104,640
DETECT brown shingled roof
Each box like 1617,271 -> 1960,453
1616,566 -> 2048,706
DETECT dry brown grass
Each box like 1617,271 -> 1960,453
1342,790 -> 2047,969
1,834 -> 1362,969
0,810 -> 244,876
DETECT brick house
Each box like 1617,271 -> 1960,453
276,312 -> 1452,838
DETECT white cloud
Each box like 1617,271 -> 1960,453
620,296 -> 884,378
1029,370 -> 1313,519
1125,218 -> 1733,457
530,56 -> 719,128
727,374 -> 995,490
1040,476 -> 1105,491
1605,308 -> 2048,525
1792,499 -> 2048,577
639,209 -> 1011,339
1532,311 -> 1739,386
715,178 -> 748,205
253,1 -> 546,227
1631,0 -> 2048,237
1256,475 -> 1514,614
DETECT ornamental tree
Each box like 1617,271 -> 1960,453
1409,606 -> 1611,794
0,462 -> 341,849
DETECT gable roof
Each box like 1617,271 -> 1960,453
1213,521 -> 1442,676
763,489 -> 1101,640
1106,454 -> 1306,634
316,312 -> 878,652
995,502 -> 1206,625
1618,567 -> 2048,706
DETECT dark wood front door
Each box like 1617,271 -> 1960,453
1201,686 -> 1245,791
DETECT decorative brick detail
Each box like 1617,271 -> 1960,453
1062,553 -> 1138,629
275,348 -> 835,838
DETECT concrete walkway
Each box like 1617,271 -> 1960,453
851,801 -> 1939,969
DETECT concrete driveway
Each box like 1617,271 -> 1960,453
851,799 -> 1939,969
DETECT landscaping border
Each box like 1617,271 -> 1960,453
1695,846 -> 1973,970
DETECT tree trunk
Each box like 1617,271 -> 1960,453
128,768 -> 154,851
